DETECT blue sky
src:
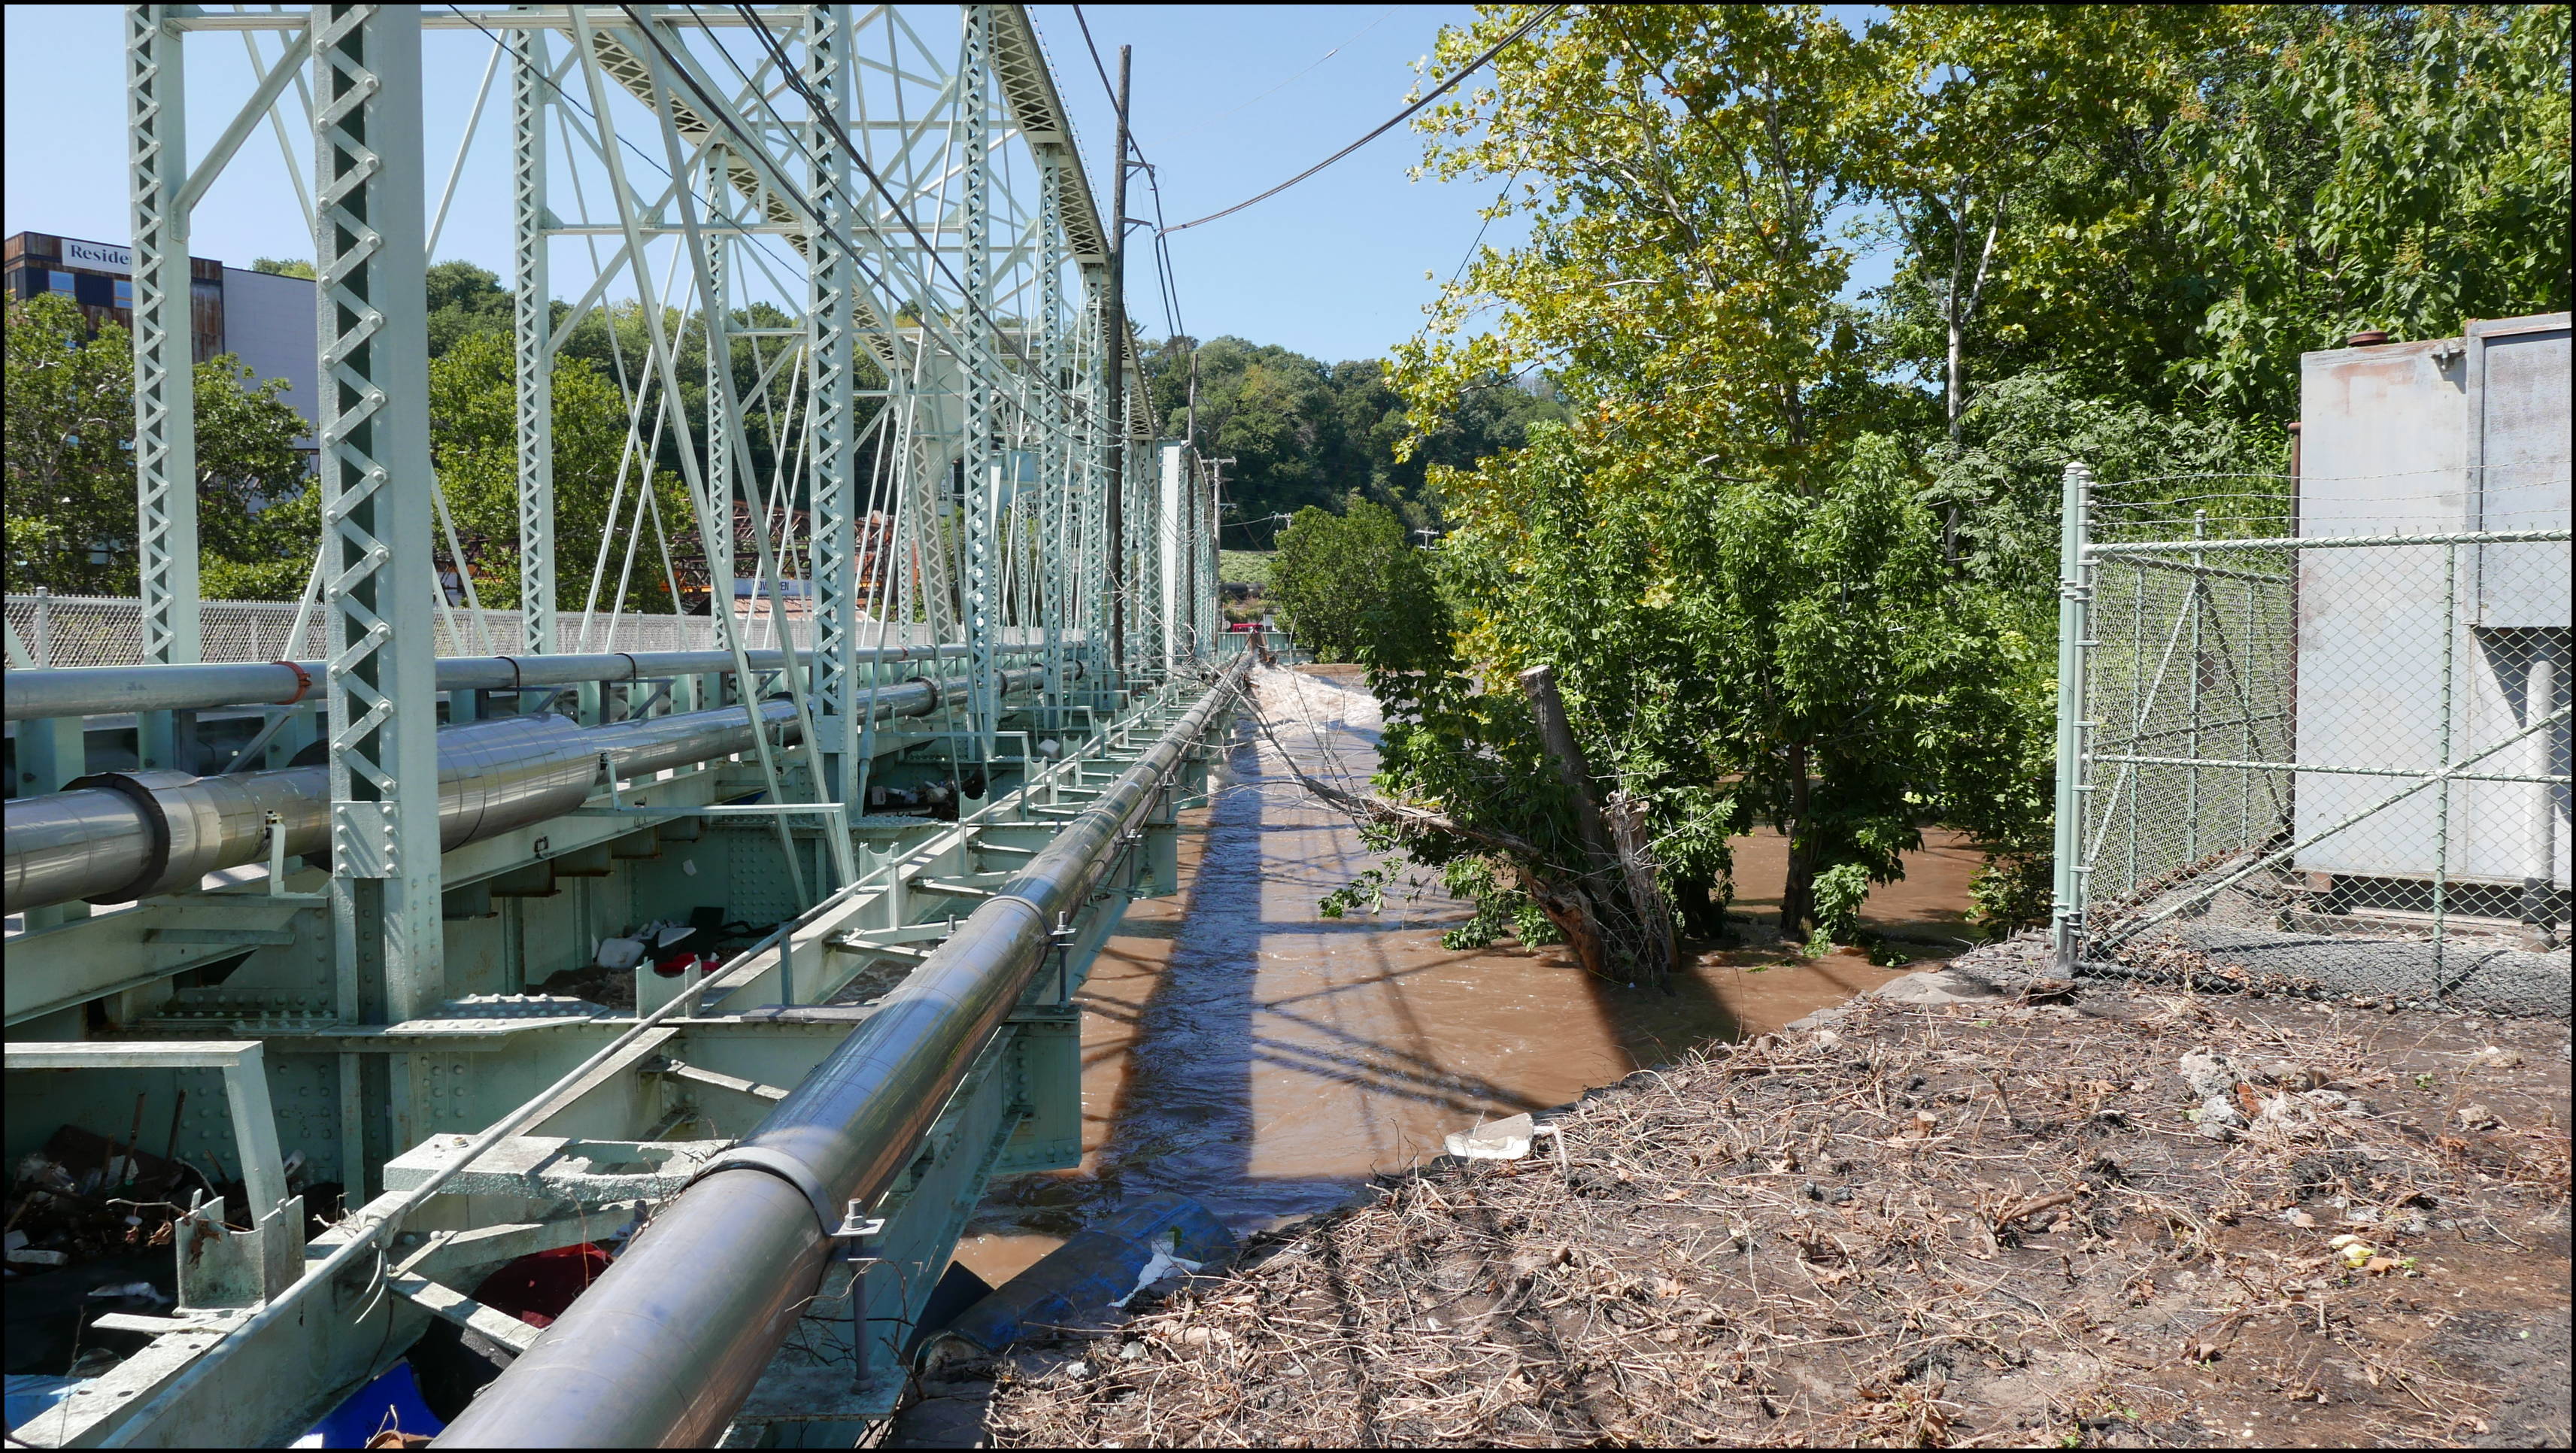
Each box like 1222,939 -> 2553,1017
3,4 -> 1891,365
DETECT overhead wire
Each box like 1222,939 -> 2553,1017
705,5 -> 1050,379
1068,5 -> 1181,347
1160,3 -> 1564,235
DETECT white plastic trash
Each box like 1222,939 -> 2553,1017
1446,1112 -> 1536,1160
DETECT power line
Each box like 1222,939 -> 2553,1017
1069,5 -> 1123,126
710,5 -> 1049,379
1160,4 -> 1564,236
1064,9 -> 1190,375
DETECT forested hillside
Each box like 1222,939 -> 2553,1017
1140,335 -> 1561,545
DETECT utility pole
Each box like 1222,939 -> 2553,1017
1103,44 -> 1132,688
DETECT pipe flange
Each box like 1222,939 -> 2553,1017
269,659 -> 315,705
64,770 -> 193,905
901,676 -> 942,713
684,1146 -> 840,1239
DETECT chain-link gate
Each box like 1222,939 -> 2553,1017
2050,463 -> 2571,1015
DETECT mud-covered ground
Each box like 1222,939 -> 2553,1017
960,957 -> 2571,1448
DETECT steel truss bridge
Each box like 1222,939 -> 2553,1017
3,6 -> 1246,1445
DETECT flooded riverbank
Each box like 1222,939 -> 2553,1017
957,666 -> 1985,1283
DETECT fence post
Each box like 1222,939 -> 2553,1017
33,587 -> 50,667
2050,462 -> 2095,973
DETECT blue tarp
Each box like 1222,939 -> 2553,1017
301,1360 -> 443,1448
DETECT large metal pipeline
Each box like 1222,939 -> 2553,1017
1,641 -> 1053,723
2,667 -> 1045,915
434,657 -> 1248,1448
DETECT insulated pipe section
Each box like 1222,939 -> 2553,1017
1,642 -> 1052,722
434,658 -> 1248,1448
2,668 -> 1047,915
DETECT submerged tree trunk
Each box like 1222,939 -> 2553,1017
1520,868 -> 1612,981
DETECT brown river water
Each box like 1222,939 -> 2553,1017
956,666 -> 1984,1284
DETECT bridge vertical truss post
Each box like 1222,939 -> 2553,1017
1037,154 -> 1068,712
1079,273 -> 1109,696
511,14 -> 554,654
806,2 -> 860,806
314,5 -> 446,1104
128,3 -> 199,772
702,156 -> 733,654
960,3 -> 999,759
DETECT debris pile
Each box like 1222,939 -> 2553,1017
982,980 -> 2571,1448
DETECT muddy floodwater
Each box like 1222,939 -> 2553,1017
957,666 -> 1986,1283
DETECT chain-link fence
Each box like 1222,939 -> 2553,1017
2053,469 -> 2571,1016
0,593 -> 1001,669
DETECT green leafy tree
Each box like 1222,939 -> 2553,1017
6,293 -> 311,598
1269,502 -> 1447,666
2167,4 -> 2571,418
1396,426 -> 2026,951
1374,5 -> 1999,960
5,295 -> 135,593
1861,6 -> 2224,441
193,356 -> 323,600
425,328 -> 687,613
423,259 -> 516,359
1144,337 -> 1561,543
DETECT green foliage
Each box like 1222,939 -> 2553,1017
1928,371 -> 2278,603
191,354 -> 320,599
5,293 -> 311,597
1968,848 -> 2055,942
1343,2 -> 2566,957
423,259 -> 516,359
2168,5 -> 2572,417
426,328 -> 684,613
1859,6 -> 2229,428
250,257 -> 315,278
1317,862 -> 1395,919
1437,856 -> 1540,950
1217,550 -> 1273,590
1805,862 -> 1873,955
5,295 -> 135,593
1143,336 -> 1561,544
1269,502 -> 1449,667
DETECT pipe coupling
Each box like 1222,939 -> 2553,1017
62,770 -> 280,905
684,1146 -> 843,1238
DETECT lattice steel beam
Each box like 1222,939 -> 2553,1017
960,3 -> 997,754
129,4 -> 199,705
511,16 -> 555,652
314,4 -> 445,1029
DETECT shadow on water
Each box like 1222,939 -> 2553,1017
960,670 -> 1937,1279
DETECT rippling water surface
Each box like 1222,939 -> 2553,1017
957,666 -> 1981,1283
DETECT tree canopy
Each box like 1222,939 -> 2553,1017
5,293 -> 310,599
1142,335 -> 1562,546
1272,2 -> 2569,971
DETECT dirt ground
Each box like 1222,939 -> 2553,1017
960,951 -> 2571,1448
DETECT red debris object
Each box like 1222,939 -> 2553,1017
651,951 -> 702,978
469,1244 -> 610,1327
